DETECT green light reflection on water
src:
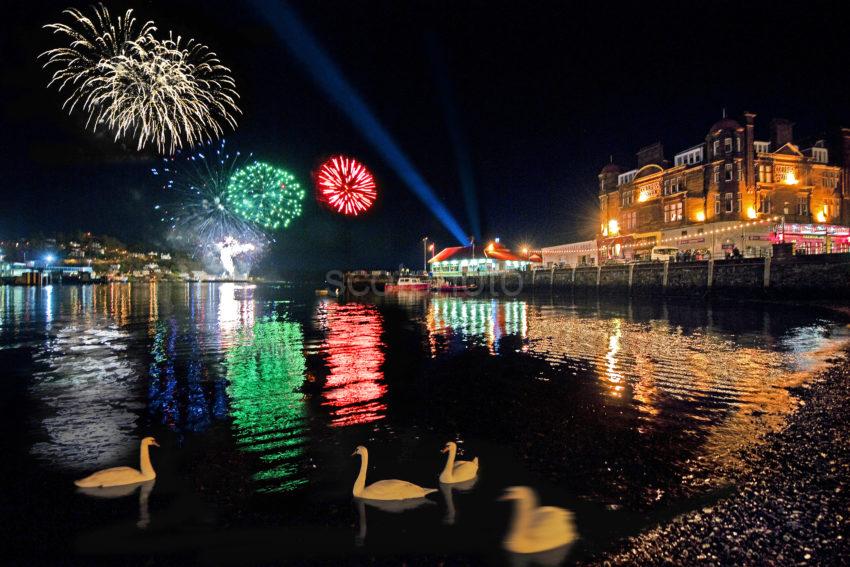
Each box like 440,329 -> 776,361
225,316 -> 308,493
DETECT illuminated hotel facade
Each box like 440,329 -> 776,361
597,114 -> 850,260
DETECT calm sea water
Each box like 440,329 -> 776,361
1,283 -> 847,565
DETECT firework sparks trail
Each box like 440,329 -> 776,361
40,3 -> 240,154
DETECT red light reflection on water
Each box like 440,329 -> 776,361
318,302 -> 387,427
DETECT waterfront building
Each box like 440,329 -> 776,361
540,240 -> 599,268
597,114 -> 850,260
429,240 -> 531,276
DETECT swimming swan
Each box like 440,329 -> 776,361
352,445 -> 437,500
439,441 -> 479,484
500,486 -> 576,555
74,437 -> 159,488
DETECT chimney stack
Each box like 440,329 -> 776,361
841,128 -> 850,224
636,142 -> 665,168
770,118 -> 794,149
744,112 -> 756,189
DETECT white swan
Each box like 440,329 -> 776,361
352,445 -> 437,500
439,441 -> 479,484
74,437 -> 159,488
500,486 -> 576,555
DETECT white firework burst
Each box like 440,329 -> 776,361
40,3 -> 240,154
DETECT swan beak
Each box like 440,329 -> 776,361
498,490 -> 514,501
351,451 -> 357,457
151,440 -> 160,447
440,447 -> 448,453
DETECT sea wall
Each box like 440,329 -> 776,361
450,253 -> 850,298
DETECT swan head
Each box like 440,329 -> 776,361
441,441 -> 457,454
499,486 -> 534,502
352,445 -> 367,457
142,437 -> 160,448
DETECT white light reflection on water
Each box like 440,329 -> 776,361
29,324 -> 142,471
427,297 -> 528,355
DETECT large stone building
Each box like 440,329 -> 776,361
598,114 -> 850,260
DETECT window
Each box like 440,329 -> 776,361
725,163 -> 734,181
621,190 -> 634,207
736,137 -> 741,152
674,147 -> 704,167
737,161 -> 743,181
725,192 -> 734,213
714,194 -> 721,215
618,170 -> 637,186
664,201 -> 683,223
623,211 -> 637,231
724,138 -> 733,153
758,164 -> 773,183
823,170 -> 838,189
663,177 -> 681,195
796,195 -> 808,215
714,166 -> 720,183
758,194 -> 772,214
754,141 -> 770,154
713,140 -> 720,157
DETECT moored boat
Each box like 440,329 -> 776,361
431,278 -> 476,292
385,276 -> 430,292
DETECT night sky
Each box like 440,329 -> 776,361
2,0 -> 849,274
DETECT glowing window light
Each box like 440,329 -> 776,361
816,209 -> 827,223
783,170 -> 799,185
608,219 -> 620,235
695,211 -> 706,222
747,207 -> 757,219
638,189 -> 651,202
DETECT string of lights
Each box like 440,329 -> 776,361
544,217 -> 784,255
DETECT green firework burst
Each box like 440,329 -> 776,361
225,162 -> 305,230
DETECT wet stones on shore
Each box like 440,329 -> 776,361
593,353 -> 850,565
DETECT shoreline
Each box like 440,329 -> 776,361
588,345 -> 850,565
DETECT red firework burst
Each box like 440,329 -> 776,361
315,156 -> 377,216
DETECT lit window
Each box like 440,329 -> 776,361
758,194 -> 772,214
714,167 -> 720,183
714,194 -> 721,215
664,201 -> 683,223
796,196 -> 808,215
725,163 -> 734,181
725,192 -> 734,213
713,140 -> 720,157
724,138 -> 733,153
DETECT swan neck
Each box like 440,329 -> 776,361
353,451 -> 368,497
139,443 -> 155,478
441,445 -> 457,478
506,494 -> 535,540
